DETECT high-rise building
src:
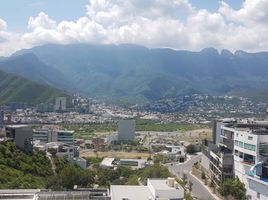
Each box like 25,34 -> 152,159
5,125 -> 33,152
202,119 -> 268,200
118,119 -> 135,142
54,97 -> 67,112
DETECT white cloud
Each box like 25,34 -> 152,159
219,0 -> 268,25
28,12 -> 57,30
0,18 -> 7,31
0,0 -> 268,56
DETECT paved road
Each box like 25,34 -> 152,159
166,154 -> 201,177
166,154 -> 216,200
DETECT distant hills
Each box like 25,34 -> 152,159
0,68 -> 68,104
1,43 -> 268,103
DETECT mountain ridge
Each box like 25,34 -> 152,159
6,43 -> 268,102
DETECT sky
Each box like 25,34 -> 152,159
0,0 -> 267,56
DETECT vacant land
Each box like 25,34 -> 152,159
81,150 -> 151,159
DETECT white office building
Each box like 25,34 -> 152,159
33,129 -> 74,145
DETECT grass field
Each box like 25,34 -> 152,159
81,151 -> 151,159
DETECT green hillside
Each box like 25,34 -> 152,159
0,141 -> 53,189
0,70 -> 68,104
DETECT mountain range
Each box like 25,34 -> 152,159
1,43 -> 268,103
0,69 -> 68,104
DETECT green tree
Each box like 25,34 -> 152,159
127,175 -> 139,185
219,178 -> 247,200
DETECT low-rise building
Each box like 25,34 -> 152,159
119,158 -> 148,169
100,158 -> 115,169
33,129 -> 74,145
156,145 -> 187,162
110,177 -> 184,200
45,142 -> 87,169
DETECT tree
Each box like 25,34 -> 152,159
186,144 -> 196,154
219,178 -> 247,200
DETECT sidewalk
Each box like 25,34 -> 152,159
189,171 -> 222,200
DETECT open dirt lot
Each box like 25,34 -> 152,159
81,150 -> 151,159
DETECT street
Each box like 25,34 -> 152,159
166,153 -> 216,200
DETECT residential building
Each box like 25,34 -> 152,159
118,119 -> 135,142
45,142 -> 87,169
156,145 -> 187,162
5,125 -> 33,152
202,119 -> 268,199
110,177 -> 184,200
33,129 -> 74,145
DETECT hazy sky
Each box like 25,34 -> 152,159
1,0 -> 267,56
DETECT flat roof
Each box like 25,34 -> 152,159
0,189 -> 40,194
57,130 -> 74,134
100,157 -> 115,167
223,123 -> 268,135
110,185 -> 151,200
120,158 -> 146,162
6,125 -> 30,128
149,179 -> 179,191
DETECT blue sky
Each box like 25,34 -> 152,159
0,0 -> 88,32
190,0 -> 243,10
0,0 -> 267,56
0,0 -> 244,32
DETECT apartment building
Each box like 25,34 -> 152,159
202,119 -> 268,199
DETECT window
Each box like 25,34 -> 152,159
239,141 -> 244,148
234,140 -> 239,146
248,136 -> 253,140
257,192 -> 260,199
244,143 -> 256,151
